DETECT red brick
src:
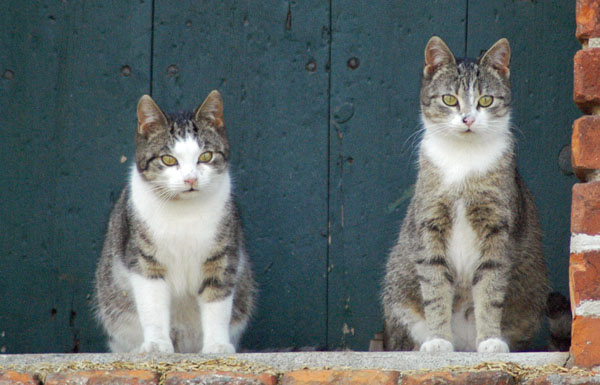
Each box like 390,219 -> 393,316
400,371 -> 515,385
572,116 -> 600,180
0,371 -> 40,385
524,374 -> 600,384
570,252 -> 600,308
571,316 -> 600,368
571,181 -> 600,234
44,370 -> 159,385
574,49 -> 600,112
281,369 -> 399,385
577,0 -> 600,42
165,371 -> 277,385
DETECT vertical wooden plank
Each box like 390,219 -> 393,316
152,1 -> 330,350
467,1 -> 578,346
0,0 -> 59,354
328,1 -> 467,350
0,0 -> 151,352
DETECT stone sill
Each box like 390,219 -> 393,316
0,351 -> 571,371
0,352 -> 598,384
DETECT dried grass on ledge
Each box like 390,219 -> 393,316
0,357 -> 278,385
403,361 -> 596,380
0,357 -> 597,385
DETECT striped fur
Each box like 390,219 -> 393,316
546,292 -> 571,352
382,37 -> 549,352
94,91 -> 255,353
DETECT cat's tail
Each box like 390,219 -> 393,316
546,291 -> 572,352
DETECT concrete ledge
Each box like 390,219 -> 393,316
0,352 -> 571,371
2,352 -> 599,385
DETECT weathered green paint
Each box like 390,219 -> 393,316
0,1 -> 577,353
0,1 -> 152,352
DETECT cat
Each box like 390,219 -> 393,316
546,291 -> 572,352
94,90 -> 255,353
382,37 -> 549,352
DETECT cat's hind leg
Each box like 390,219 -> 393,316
229,262 -> 255,349
384,302 -> 440,351
229,319 -> 248,348
106,314 -> 144,353
384,313 -> 415,351
383,249 -> 454,351
96,258 -> 147,353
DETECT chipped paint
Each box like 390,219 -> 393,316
342,323 -> 355,336
387,185 -> 415,213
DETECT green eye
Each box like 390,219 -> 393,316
442,94 -> 458,106
199,151 -> 213,163
161,155 -> 178,166
478,95 -> 494,108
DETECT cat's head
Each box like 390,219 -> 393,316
134,90 -> 230,199
420,36 -> 511,140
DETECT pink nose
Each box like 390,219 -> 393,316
462,116 -> 475,127
184,178 -> 197,187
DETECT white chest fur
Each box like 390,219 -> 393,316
421,128 -> 510,186
447,199 -> 479,350
130,167 -> 231,296
447,199 -> 480,286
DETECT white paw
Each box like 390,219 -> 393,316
138,338 -> 174,353
202,343 -> 236,354
420,338 -> 454,352
477,338 -> 509,353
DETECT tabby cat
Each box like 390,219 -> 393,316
546,292 -> 572,352
94,90 -> 255,353
382,37 -> 549,352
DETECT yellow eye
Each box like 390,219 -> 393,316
442,94 -> 458,106
199,151 -> 213,163
160,155 -> 177,166
478,95 -> 494,108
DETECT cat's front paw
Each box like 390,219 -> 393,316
138,338 -> 175,354
202,343 -> 235,354
477,338 -> 509,353
420,338 -> 454,352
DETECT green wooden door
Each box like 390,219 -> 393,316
0,1 -> 578,353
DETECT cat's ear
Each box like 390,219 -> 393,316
137,95 -> 168,136
480,38 -> 511,78
194,90 -> 224,129
424,36 -> 456,77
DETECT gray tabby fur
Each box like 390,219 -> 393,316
94,91 -> 255,353
382,37 -> 549,352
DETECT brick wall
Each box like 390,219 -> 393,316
571,0 -> 600,369
0,366 -> 599,385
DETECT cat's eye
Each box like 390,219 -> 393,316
161,155 -> 178,166
478,95 -> 494,108
442,94 -> 458,107
198,151 -> 213,163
